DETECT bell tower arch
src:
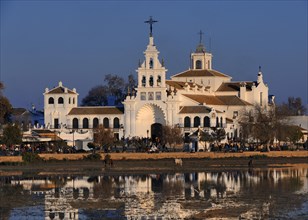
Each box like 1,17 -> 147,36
191,30 -> 213,70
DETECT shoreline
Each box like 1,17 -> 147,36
0,152 -> 307,176
0,151 -> 307,163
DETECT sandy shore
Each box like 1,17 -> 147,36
0,151 -> 307,163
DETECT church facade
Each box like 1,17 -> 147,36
44,23 -> 272,145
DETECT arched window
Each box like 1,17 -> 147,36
204,116 -> 210,127
49,212 -> 55,220
149,58 -> 153,69
149,76 -> 154,86
157,75 -> 161,86
93,118 -> 99,129
73,98 -> 75,104
73,118 -> 79,129
58,97 -> 64,104
113,117 -> 120,128
59,213 -> 65,220
220,117 -> 223,128
184,116 -> 191,128
103,117 -> 109,128
196,60 -> 202,69
142,76 -> 146,87
83,118 -> 89,129
48,97 -> 54,104
194,116 -> 200,127
69,98 -> 71,104
216,117 -> 219,127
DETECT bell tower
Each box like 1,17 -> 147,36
123,17 -> 170,137
191,30 -> 213,70
136,16 -> 167,95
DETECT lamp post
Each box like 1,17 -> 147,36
146,130 -> 149,147
72,129 -> 75,147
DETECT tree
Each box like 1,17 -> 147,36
82,74 -> 130,106
1,124 -> 22,147
126,73 -> 137,93
93,124 -> 114,152
199,130 -> 213,142
278,97 -> 306,116
199,129 -> 214,150
287,126 -> 303,149
0,82 -> 13,125
238,104 -> 297,145
161,125 -> 183,149
211,128 -> 226,143
104,74 -> 125,104
81,85 -> 108,106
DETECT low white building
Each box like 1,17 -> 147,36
43,22 -> 272,144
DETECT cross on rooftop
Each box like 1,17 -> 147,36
198,30 -> 204,44
145,16 -> 158,36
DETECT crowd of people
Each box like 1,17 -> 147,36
0,138 -> 307,156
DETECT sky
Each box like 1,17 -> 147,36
1,0 -> 307,110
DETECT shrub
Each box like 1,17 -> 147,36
83,153 -> 101,161
22,152 -> 43,163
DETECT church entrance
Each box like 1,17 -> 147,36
135,104 -> 166,138
151,123 -> 162,142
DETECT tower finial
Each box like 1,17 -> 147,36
259,65 -> 262,72
198,30 -> 204,44
145,16 -> 158,37
195,30 -> 206,53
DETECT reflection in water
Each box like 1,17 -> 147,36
0,165 -> 307,219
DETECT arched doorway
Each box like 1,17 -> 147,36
136,104 -> 166,138
151,123 -> 162,141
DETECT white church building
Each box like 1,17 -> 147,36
43,19 -> 272,146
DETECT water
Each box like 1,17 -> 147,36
0,165 -> 307,219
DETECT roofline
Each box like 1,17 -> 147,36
45,85 -> 78,95
70,106 -> 123,109
170,69 -> 232,78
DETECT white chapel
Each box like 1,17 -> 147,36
43,18 -> 271,145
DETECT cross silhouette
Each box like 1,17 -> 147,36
198,30 -> 204,44
145,16 -> 158,36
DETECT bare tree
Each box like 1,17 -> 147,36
276,97 -> 307,116
239,104 -> 299,145
161,125 -> 183,150
126,73 -> 136,92
93,124 -> 114,152
287,126 -> 303,149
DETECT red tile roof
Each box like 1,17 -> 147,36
172,69 -> 231,78
68,107 -> 124,115
216,82 -> 257,92
183,94 -> 252,106
179,106 -> 212,114
47,86 -> 76,94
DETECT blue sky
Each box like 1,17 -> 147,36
1,1 -> 307,109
